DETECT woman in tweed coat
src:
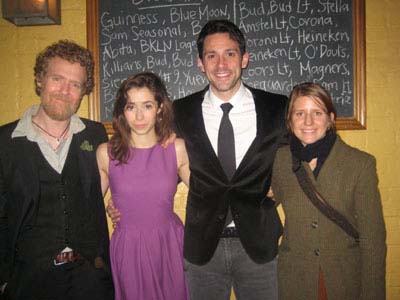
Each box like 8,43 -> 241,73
272,82 -> 386,300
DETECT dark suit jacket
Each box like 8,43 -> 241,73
0,118 -> 109,286
173,86 -> 287,265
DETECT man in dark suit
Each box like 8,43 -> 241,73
0,40 -> 113,300
173,20 -> 287,300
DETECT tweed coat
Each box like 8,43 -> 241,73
272,136 -> 386,300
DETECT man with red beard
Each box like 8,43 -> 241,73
0,40 -> 113,300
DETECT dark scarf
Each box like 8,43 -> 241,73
290,130 -> 337,177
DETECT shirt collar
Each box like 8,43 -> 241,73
205,82 -> 246,112
12,104 -> 86,140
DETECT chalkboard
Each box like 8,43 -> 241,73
87,0 -> 365,132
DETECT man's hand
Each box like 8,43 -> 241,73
161,133 -> 176,148
0,282 -> 7,299
266,187 -> 275,201
106,198 -> 121,225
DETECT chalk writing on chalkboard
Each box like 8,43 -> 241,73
87,0 -> 365,131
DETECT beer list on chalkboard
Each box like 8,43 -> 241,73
98,0 -> 353,122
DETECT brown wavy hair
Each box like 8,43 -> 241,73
34,40 -> 95,96
109,72 -> 174,164
287,82 -> 337,132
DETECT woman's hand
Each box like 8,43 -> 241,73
161,132 -> 176,148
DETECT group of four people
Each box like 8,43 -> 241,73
0,19 -> 385,300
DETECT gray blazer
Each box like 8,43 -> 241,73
272,136 -> 386,300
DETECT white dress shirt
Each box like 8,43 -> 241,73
202,83 -> 257,169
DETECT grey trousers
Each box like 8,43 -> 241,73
184,237 -> 278,300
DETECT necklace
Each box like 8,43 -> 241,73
32,120 -> 70,142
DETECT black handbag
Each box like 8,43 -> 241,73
292,157 -> 360,242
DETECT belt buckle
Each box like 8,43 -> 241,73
54,259 -> 67,266
221,226 -> 238,238
54,250 -> 74,266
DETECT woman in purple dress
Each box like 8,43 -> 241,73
97,72 -> 190,300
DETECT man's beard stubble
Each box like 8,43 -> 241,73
42,94 -> 81,121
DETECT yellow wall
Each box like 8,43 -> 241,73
0,0 -> 399,298
0,0 -> 89,121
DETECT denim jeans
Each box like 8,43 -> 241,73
185,237 -> 278,300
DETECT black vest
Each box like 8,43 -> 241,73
16,144 -> 98,268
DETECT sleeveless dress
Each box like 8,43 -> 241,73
109,143 -> 188,300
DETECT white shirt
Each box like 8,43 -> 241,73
11,104 -> 85,174
202,83 -> 257,169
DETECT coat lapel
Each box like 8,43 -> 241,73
194,100 -> 216,157
189,90 -> 225,177
235,91 -> 267,175
12,139 -> 40,203
306,137 -> 346,195
9,138 -> 40,247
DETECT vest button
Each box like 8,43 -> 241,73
94,256 -> 104,269
61,194 -> 67,200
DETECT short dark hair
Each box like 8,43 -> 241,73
287,82 -> 337,132
34,40 -> 95,96
197,19 -> 246,60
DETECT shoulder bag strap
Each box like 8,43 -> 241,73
292,157 -> 359,241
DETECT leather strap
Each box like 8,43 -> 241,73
292,157 -> 359,241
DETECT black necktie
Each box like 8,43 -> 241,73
218,103 -> 236,226
218,103 -> 236,179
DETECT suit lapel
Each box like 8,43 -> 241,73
254,94 -> 269,139
235,92 -> 266,174
17,139 -> 40,200
189,90 -> 225,176
193,99 -> 215,154
9,139 -> 40,248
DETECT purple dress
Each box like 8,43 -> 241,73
109,143 -> 188,300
